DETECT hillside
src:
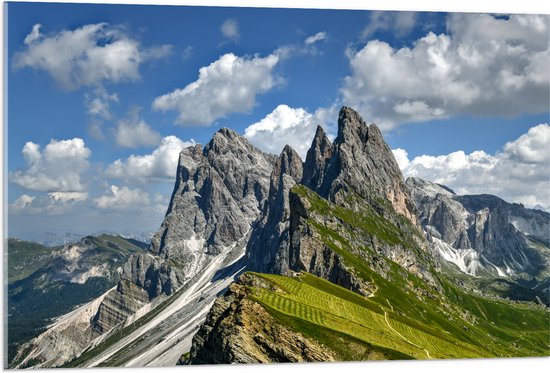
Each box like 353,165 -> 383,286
7,234 -> 146,366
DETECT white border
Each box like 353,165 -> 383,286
1,1 -> 549,372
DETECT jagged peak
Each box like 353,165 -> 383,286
336,106 -> 369,145
311,125 -> 332,151
217,127 -> 239,138
274,144 -> 303,180
302,125 -> 332,188
204,127 -> 258,157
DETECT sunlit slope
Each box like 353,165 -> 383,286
245,185 -> 549,360
247,272 -> 548,360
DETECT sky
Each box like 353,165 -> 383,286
5,1 -> 550,241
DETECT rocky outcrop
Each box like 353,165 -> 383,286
313,107 -> 419,227
407,177 -> 549,277
188,273 -> 335,364
91,280 -> 149,334
150,129 -> 274,279
246,107 -> 433,289
302,125 -> 332,190
246,145 -> 303,274
121,253 -> 186,299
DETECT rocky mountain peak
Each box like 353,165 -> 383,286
314,106 -> 419,226
302,125 -> 332,190
335,106 -> 369,146
246,144 -> 304,274
274,145 -> 303,180
408,177 -> 549,278
149,129 -> 274,286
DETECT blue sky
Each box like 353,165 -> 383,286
6,2 -> 550,241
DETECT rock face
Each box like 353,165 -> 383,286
150,129 -> 274,278
14,129 -> 275,369
246,145 -> 304,273
248,107 -> 429,285
302,125 -> 332,190
407,177 -> 549,278
189,273 -> 335,364
109,127 -> 274,316
311,107 -> 419,227
91,280 -> 149,334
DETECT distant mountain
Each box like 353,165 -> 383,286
13,107 -> 549,368
7,234 -> 146,367
406,177 -> 549,304
29,232 -> 84,247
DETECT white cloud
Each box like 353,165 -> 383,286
305,31 -> 327,45
10,138 -> 91,192
10,191 -> 88,215
85,87 -> 118,120
361,11 -> 416,39
106,135 -> 195,182
10,194 -> 36,212
392,148 -> 410,170
48,192 -> 88,204
24,23 -> 42,45
244,104 -> 335,159
13,23 -> 171,90
398,124 -> 550,211
343,14 -> 550,130
94,185 -> 150,211
113,112 -> 161,148
221,18 -> 239,42
502,124 -> 550,164
153,52 -> 281,126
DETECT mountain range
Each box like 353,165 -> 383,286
9,107 -> 549,368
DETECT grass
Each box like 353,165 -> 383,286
270,185 -> 550,360
7,239 -> 55,284
248,273 -> 483,360
247,272 -> 549,361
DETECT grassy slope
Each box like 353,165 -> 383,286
7,239 -> 56,284
247,271 -> 548,361
247,185 -> 549,361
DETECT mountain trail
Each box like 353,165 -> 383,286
383,301 -> 432,359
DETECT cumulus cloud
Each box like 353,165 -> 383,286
244,104 -> 334,159
48,192 -> 88,203
305,31 -> 327,45
361,11 -> 417,39
10,138 -> 91,192
24,23 -> 42,45
94,185 -> 150,211
152,52 -> 281,126
343,14 -> 549,130
10,194 -> 36,212
396,124 -> 550,211
106,135 -> 195,182
10,191 -> 88,215
85,87 -> 119,120
113,112 -> 161,148
13,23 -> 171,90
221,18 -> 239,42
